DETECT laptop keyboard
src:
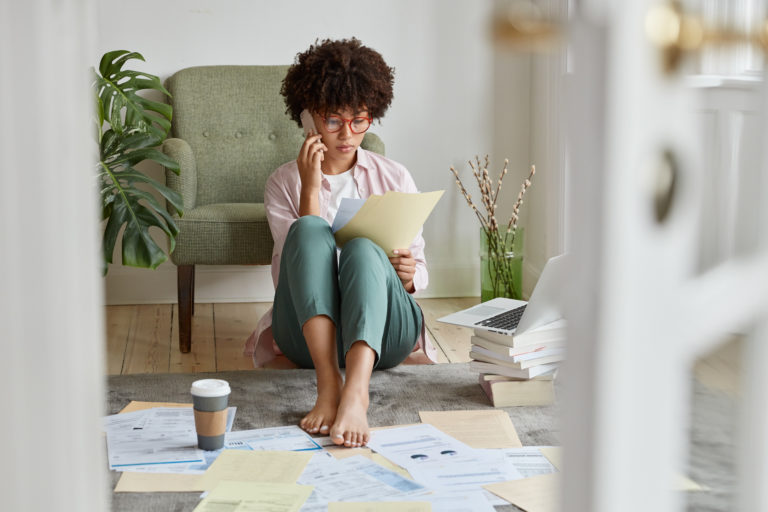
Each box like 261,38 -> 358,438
475,305 -> 527,330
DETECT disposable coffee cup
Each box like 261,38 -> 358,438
191,379 -> 231,451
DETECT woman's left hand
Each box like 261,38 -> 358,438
389,249 -> 416,293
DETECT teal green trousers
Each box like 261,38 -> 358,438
272,215 -> 422,369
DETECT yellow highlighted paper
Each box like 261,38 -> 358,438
334,190 -> 444,256
199,450 -> 313,490
193,481 -> 314,512
115,450 -> 313,493
484,473 -> 560,512
119,401 -> 191,413
418,409 -> 523,449
539,446 -> 562,470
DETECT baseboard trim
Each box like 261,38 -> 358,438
104,260 -> 544,305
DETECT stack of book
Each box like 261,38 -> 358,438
470,319 -> 566,407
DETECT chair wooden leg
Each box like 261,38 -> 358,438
190,264 -> 195,317
178,264 -> 195,353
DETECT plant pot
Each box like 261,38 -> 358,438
480,227 -> 524,302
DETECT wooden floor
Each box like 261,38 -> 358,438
104,298 -> 742,396
104,298 -> 479,376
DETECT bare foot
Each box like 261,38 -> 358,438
300,373 -> 343,435
330,388 -> 370,447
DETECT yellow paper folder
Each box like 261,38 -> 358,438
334,190 -> 444,256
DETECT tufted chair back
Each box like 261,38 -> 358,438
166,66 -> 302,206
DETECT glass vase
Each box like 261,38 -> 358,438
480,227 -> 524,302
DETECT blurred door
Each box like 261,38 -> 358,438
561,1 -> 768,511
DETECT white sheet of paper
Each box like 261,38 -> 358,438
225,425 -> 322,452
491,447 -> 558,478
140,406 -> 236,433
332,198 -> 367,232
102,409 -> 151,433
106,428 -> 204,469
297,454 -> 427,509
406,450 -> 522,493
366,423 -> 477,470
112,407 -> 237,473
122,424 -> 319,475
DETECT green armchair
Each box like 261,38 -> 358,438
162,65 -> 385,352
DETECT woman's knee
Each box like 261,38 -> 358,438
287,215 -> 331,240
284,215 -> 335,253
339,238 -> 386,266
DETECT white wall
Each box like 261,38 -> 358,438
100,0 -> 549,303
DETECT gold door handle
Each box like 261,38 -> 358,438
646,0 -> 768,73
492,1 -> 562,52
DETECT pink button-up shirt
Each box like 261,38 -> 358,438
243,148 -> 438,366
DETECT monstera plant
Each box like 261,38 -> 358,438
94,50 -> 183,274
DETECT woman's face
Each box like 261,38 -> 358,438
311,106 -> 370,163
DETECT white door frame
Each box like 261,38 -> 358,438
562,1 -> 768,511
0,1 -> 107,510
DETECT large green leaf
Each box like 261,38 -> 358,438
95,50 -> 183,274
95,51 -> 172,144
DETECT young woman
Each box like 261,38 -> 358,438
244,38 -> 437,448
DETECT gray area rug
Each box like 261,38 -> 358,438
107,363 -> 557,511
106,362 -> 733,511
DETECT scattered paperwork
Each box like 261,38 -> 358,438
108,401 -> 695,512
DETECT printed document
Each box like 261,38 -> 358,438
366,423 -> 476,469
333,191 -> 444,256
297,454 -> 428,510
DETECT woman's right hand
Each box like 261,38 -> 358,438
297,132 -> 327,192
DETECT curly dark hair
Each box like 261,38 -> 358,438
281,38 -> 395,126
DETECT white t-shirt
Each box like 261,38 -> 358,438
323,168 -> 360,226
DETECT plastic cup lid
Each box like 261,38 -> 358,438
190,379 -> 231,397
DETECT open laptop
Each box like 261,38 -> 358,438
438,253 -> 567,336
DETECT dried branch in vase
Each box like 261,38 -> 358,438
450,156 -> 536,300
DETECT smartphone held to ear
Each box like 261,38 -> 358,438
300,109 -> 317,136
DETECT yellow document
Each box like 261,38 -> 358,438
328,502 -> 431,512
199,450 -> 313,490
116,450 -> 313,493
484,473 -> 560,512
418,410 -> 522,449
115,472 -> 204,493
334,190 -> 444,256
538,446 -> 562,470
193,481 -> 314,512
119,401 -> 191,413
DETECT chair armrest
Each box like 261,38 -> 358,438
162,138 -> 197,213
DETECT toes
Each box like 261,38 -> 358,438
319,424 -> 330,433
